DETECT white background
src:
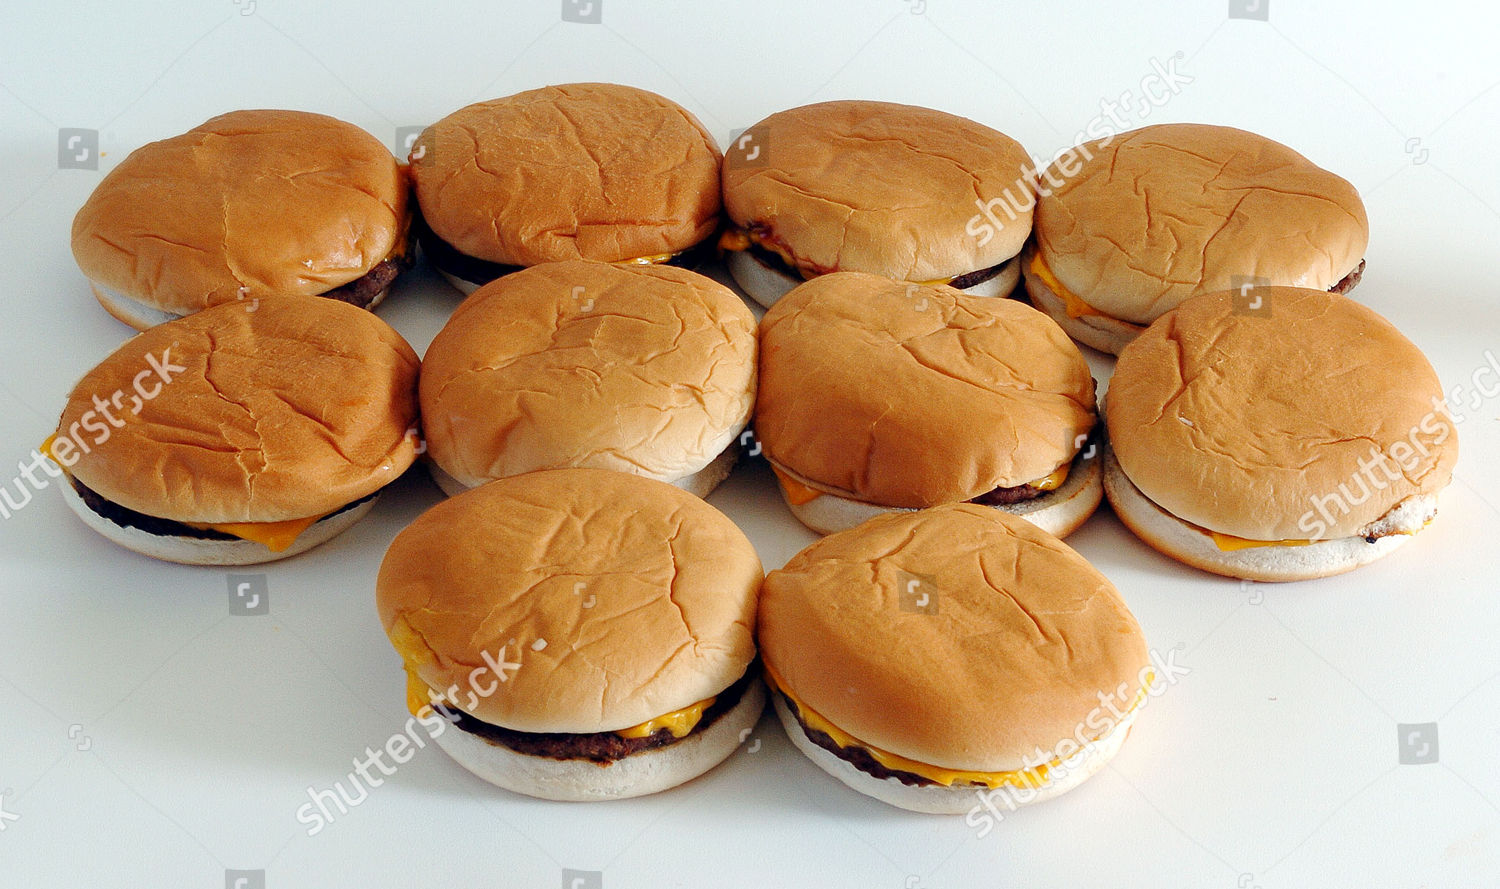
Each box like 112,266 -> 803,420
3,1 -> 1499,886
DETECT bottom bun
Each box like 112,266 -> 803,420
1022,269 -> 1144,357
426,442 -> 740,500
90,280 -> 391,332
435,679 -> 766,802
771,694 -> 1130,815
436,267 -> 484,296
1102,445 -> 1411,582
727,249 -> 1020,311
781,452 -> 1102,538
59,479 -> 377,566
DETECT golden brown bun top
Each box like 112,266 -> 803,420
1106,288 -> 1456,540
377,469 -> 762,732
722,100 -> 1034,281
420,260 -> 757,487
71,109 -> 408,317
756,272 -> 1096,506
1034,124 -> 1368,325
410,83 -> 722,266
55,296 -> 420,522
759,503 -> 1149,772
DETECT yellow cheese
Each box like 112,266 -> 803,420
183,513 -> 325,553
718,228 -> 752,252
1028,251 -> 1105,319
614,696 -> 716,739
620,252 -> 675,266
1207,530 -> 1314,552
765,664 -> 1150,789
1030,462 -> 1071,492
406,666 -> 434,718
771,466 -> 826,505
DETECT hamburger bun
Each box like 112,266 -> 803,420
50,296 -> 420,564
1025,123 -> 1368,353
420,260 -> 756,496
409,83 -> 721,288
71,109 -> 410,329
721,100 -> 1033,308
756,272 -> 1099,535
758,503 -> 1151,813
377,468 -> 763,800
1104,287 -> 1456,581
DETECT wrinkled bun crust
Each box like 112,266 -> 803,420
59,481 -> 376,565
54,296 -> 420,523
435,681 -> 765,802
779,449 -> 1101,538
758,504 -> 1149,773
726,248 -> 1019,310
421,261 -> 756,490
756,272 -> 1096,506
1021,253 -> 1143,356
772,692 -> 1132,814
723,100 -> 1033,281
71,109 -> 408,317
377,469 -> 762,733
1106,288 -> 1456,541
410,83 -> 721,266
1033,123 -> 1368,326
1102,446 -> 1410,582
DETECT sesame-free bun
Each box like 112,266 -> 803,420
756,272 -> 1097,507
1105,287 -> 1455,549
722,100 -> 1034,283
54,296 -> 421,526
71,109 -> 408,324
1030,124 -> 1367,332
758,504 -> 1149,795
420,260 -> 756,494
409,83 -> 722,267
376,468 -> 763,734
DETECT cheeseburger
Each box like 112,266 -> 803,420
1024,123 -> 1369,354
1104,287 -> 1456,581
48,296 -> 420,565
759,504 -> 1152,814
755,272 -> 1101,537
377,468 -> 765,802
409,83 -> 723,293
420,260 -> 757,498
720,100 -> 1035,308
72,109 -> 411,330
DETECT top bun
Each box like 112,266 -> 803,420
1034,124 -> 1368,325
759,503 -> 1149,772
377,468 -> 762,733
722,100 -> 1034,281
71,109 -> 408,317
420,260 -> 757,488
756,272 -> 1096,506
1106,287 -> 1456,540
54,296 -> 420,522
410,83 -> 722,266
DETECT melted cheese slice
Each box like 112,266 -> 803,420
765,664 -> 1149,789
1028,251 -> 1106,319
620,252 -> 675,266
615,697 -> 716,739
1031,462 -> 1071,492
1208,531 -> 1314,552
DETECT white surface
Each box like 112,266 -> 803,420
2,2 -> 1498,886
